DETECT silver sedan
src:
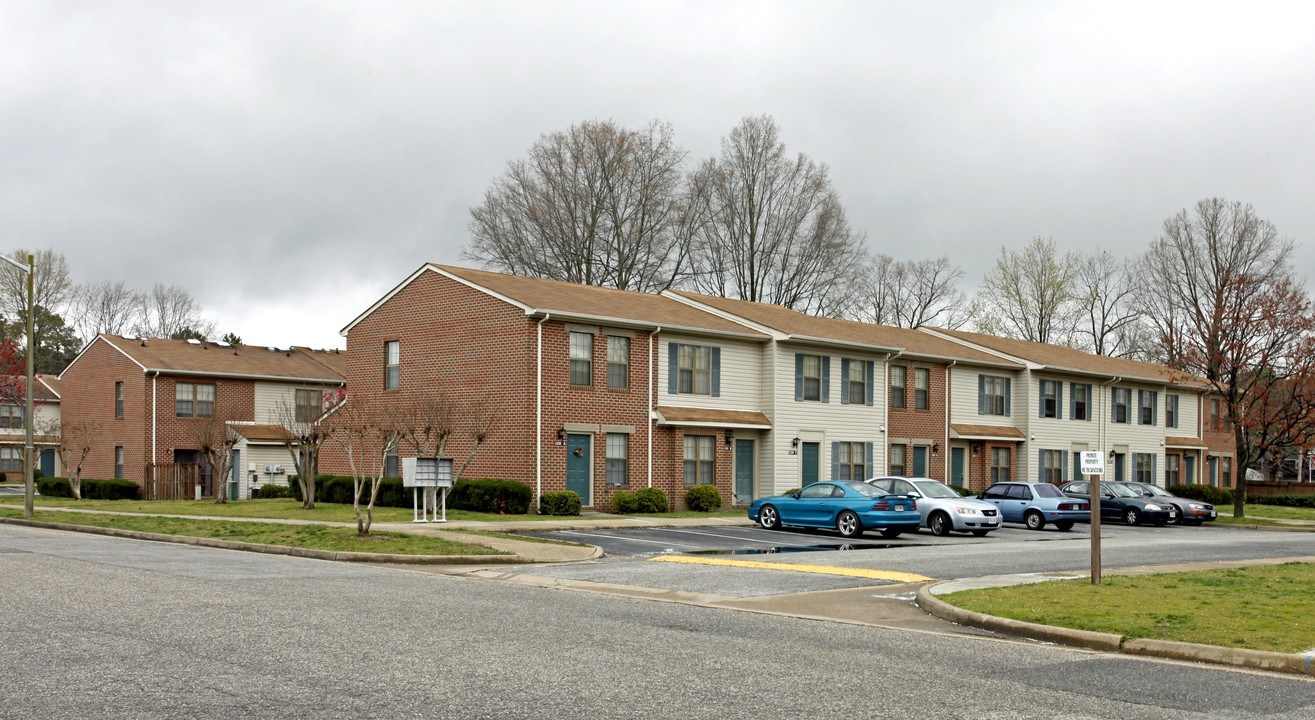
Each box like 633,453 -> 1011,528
867,476 -> 1002,536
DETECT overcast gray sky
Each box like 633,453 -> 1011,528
4,1 -> 1313,349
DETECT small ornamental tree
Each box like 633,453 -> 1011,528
272,388 -> 343,510
44,418 -> 100,500
327,397 -> 408,536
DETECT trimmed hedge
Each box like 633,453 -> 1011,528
1168,484 -> 1234,506
684,485 -> 723,512
254,484 -> 295,499
1249,493 -> 1315,509
539,490 -> 582,516
635,487 -> 668,513
611,491 -> 639,513
288,475 -> 409,507
449,478 -> 532,514
35,477 -> 139,500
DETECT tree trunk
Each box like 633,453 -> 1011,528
1233,427 -> 1248,519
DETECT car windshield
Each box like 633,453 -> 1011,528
1140,484 -> 1171,497
913,481 -> 961,499
1108,483 -> 1141,498
844,482 -> 883,497
1032,484 -> 1065,498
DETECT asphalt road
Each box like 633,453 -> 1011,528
2,522 -> 1313,719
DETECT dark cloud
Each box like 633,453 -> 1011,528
3,1 -> 1312,348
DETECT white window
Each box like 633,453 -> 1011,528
569,332 -> 592,386
606,433 -> 628,485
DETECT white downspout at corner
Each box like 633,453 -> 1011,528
536,314 -> 550,504
1100,376 -> 1121,461
649,327 -> 661,488
152,371 -> 158,463
883,351 -> 902,474
944,360 -> 956,481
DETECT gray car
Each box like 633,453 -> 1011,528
867,476 -> 1002,536
1123,481 -> 1217,525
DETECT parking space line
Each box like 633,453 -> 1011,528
555,531 -> 702,548
657,528 -> 784,544
649,555 -> 933,582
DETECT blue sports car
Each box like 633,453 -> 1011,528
747,481 -> 922,538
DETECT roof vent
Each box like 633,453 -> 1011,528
186,339 -> 202,345
267,347 -> 278,352
215,341 -> 230,348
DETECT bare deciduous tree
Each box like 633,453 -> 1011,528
853,255 -> 967,329
1073,250 -> 1140,357
971,237 -> 1078,344
1143,198 -> 1315,518
70,281 -> 144,344
271,388 -> 343,510
0,249 -> 73,323
465,119 -> 694,292
327,398 -> 408,536
43,418 -> 101,500
685,115 -> 867,316
134,283 -> 216,339
190,412 -> 240,504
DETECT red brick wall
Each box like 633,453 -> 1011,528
1201,392 -> 1239,488
965,442 -> 1020,492
151,375 -> 255,464
888,361 -> 949,481
60,339 -> 146,481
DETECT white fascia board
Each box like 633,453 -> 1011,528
660,291 -> 789,340
918,328 -> 1040,369
157,370 -> 346,384
36,375 -> 60,399
523,308 -> 769,342
784,334 -> 904,355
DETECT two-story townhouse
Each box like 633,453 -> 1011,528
667,291 -> 1024,493
0,375 -> 62,479
338,265 -> 771,510
923,328 -> 1233,489
59,335 -> 345,498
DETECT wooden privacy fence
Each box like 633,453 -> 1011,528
143,462 -> 213,500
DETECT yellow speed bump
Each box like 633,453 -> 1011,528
650,555 -> 931,582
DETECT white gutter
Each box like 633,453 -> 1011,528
151,372 -> 159,464
884,350 -> 903,474
536,314 -> 550,504
1100,376 -> 1122,464
649,327 -> 661,488
944,359 -> 956,481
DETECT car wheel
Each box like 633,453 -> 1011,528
1123,508 -> 1141,526
759,505 -> 781,530
836,510 -> 862,538
970,530 -> 990,537
929,512 -> 952,536
1024,510 -> 1045,531
1054,520 -> 1074,531
879,528 -> 903,538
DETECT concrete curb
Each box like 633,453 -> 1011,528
916,580 -> 1315,677
0,516 -> 604,565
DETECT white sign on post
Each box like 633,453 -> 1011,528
1080,451 -> 1105,475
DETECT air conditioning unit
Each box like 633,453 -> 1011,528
264,464 -> 285,474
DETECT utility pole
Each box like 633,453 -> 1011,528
1,253 -> 36,519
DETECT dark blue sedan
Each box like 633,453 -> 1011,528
748,481 -> 922,538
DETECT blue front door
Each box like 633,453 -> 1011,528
39,449 -> 54,478
801,442 -> 820,486
951,448 -> 965,487
734,439 -> 754,504
1185,455 -> 1196,484
566,434 -> 591,506
912,446 -> 928,477
230,449 -> 241,501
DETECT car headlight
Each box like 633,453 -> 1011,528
1189,503 -> 1205,510
1144,504 -> 1162,511
955,506 -> 981,515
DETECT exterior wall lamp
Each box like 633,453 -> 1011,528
791,436 -> 800,449
724,431 -> 734,448
556,428 -> 566,441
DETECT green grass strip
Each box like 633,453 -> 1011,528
942,562 -> 1315,653
0,507 -> 508,556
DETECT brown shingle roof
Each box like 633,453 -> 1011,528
669,291 -> 1020,366
949,424 -> 1026,440
655,406 -> 772,428
930,328 -> 1204,387
1166,436 -> 1207,448
88,335 -> 346,382
434,266 -> 768,338
230,424 -> 293,443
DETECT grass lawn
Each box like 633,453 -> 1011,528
0,496 -> 746,523
0,506 -> 508,556
1236,504 -> 1315,521
942,562 -> 1315,654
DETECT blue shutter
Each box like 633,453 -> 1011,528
794,354 -> 804,402
840,359 -> 850,404
1062,451 -> 1069,483
1003,378 -> 1011,416
1073,452 -> 1081,481
865,361 -> 875,406
978,375 -> 987,415
667,343 -> 678,394
865,442 -> 874,480
1137,390 -> 1145,425
831,441 -> 840,481
1038,448 -> 1045,482
1086,384 -> 1093,422
710,347 -> 720,398
1038,381 -> 1045,418
1151,391 -> 1157,426
1111,388 -> 1118,423
821,356 -> 830,403
1056,382 -> 1064,420
1069,382 -> 1076,420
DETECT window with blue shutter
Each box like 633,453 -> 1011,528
865,361 -> 875,406
840,359 -> 850,404
671,343 -> 717,396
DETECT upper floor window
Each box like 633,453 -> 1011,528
835,441 -> 867,482
175,383 -> 215,418
1210,397 -> 1223,431
295,389 -> 322,423
384,341 -> 400,390
914,368 -> 929,410
846,360 -> 865,405
679,344 -> 712,395
1112,387 -> 1130,424
800,354 -> 823,402
606,433 -> 628,485
890,365 -> 907,408
569,332 -> 593,386
1166,394 -> 1179,428
1039,380 -> 1060,419
979,375 -> 1010,416
0,404 -> 23,430
607,336 -> 628,390
115,381 -> 124,418
1138,390 -> 1157,426
1071,383 -> 1089,421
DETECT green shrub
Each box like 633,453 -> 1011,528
288,475 -> 410,507
611,491 -> 639,513
539,490 -> 582,516
949,485 -> 974,496
634,487 -> 669,513
81,478 -> 140,500
254,484 -> 294,499
684,485 -> 723,512
449,478 -> 532,514
32,468 -> 43,480
37,477 -> 73,497
1168,484 -> 1234,506
1250,493 -> 1315,509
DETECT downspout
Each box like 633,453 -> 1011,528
883,350 -> 903,474
1100,376 -> 1121,460
152,371 -> 159,464
536,314 -> 550,504
649,327 -> 661,488
944,360 -> 956,481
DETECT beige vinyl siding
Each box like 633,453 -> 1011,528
1027,372 -> 1102,483
1103,381 -> 1167,485
253,381 -> 339,425
950,365 -> 1024,428
766,343 -> 886,495
657,334 -> 763,410
239,444 -> 298,499
1172,392 -> 1200,434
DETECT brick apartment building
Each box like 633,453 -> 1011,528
59,335 -> 345,496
